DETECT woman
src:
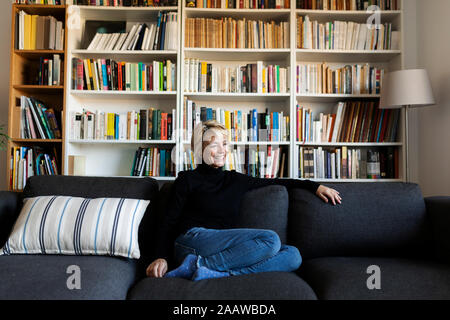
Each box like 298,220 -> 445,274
146,120 -> 341,281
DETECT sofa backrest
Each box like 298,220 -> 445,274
288,182 -> 433,260
155,182 -> 290,265
22,175 -> 160,261
236,185 -> 289,243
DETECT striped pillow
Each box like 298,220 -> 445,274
1,196 -> 150,259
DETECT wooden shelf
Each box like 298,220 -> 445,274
14,50 -> 65,58
7,4 -> 68,191
11,139 -> 63,143
13,85 -> 64,93
14,4 -> 66,9
13,4 -> 66,17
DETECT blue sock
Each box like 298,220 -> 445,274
191,266 -> 230,281
164,254 -> 198,279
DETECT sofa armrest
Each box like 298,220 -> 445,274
425,196 -> 450,263
0,191 -> 22,247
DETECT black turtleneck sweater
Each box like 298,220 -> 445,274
155,163 -> 321,261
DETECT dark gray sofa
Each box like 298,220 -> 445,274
0,175 -> 449,300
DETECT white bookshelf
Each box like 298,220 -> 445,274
63,1 -> 405,183
180,2 -> 294,175
64,3 -> 182,179
292,1 -> 405,182
184,48 -> 291,61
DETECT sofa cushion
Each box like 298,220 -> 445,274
236,185 -> 289,243
21,175 -> 159,261
288,183 -> 433,260
2,196 -> 149,259
0,254 -> 137,300
128,272 -> 317,300
299,257 -> 450,300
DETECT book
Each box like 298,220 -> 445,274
20,96 -> 61,140
184,59 -> 289,94
69,108 -> 175,141
185,17 -> 289,49
299,146 -> 397,180
296,101 -> 400,143
297,63 -> 384,95
9,145 -> 59,191
71,58 -> 176,92
183,98 -> 290,143
70,0 -> 176,6
295,0 -> 399,11
298,16 -> 396,50
131,147 -> 175,177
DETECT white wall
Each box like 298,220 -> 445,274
416,0 -> 450,196
0,2 -> 11,191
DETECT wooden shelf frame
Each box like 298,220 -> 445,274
7,3 -> 68,191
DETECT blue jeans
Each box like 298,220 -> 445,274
173,227 -> 302,276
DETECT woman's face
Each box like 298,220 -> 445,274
202,129 -> 228,168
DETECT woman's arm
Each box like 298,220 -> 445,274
244,175 -> 342,205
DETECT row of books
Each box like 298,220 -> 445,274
297,16 -> 399,51
183,98 -> 290,142
9,146 -> 59,191
15,11 -> 64,51
296,0 -> 399,10
71,0 -> 176,6
299,146 -> 398,179
184,59 -> 290,94
86,14 -> 178,51
230,145 -> 289,177
185,18 -> 290,49
296,63 -> 384,95
13,1 -> 64,4
36,55 -> 63,86
187,0 -> 290,8
131,147 -> 175,177
69,108 -> 175,141
71,58 -> 177,91
20,96 -> 61,140
296,101 -> 400,143
183,144 -> 289,178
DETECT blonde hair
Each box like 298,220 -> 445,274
191,120 -> 229,165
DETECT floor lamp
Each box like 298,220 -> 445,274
380,69 -> 436,183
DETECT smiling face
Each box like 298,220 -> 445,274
202,128 -> 228,168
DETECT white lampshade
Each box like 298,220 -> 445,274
380,69 -> 436,109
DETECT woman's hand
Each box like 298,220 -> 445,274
316,185 -> 342,205
146,258 -> 168,278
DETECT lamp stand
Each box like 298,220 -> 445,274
404,105 -> 410,183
